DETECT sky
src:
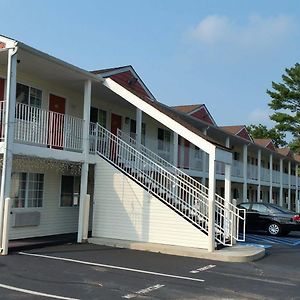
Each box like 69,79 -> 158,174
1,0 -> 300,128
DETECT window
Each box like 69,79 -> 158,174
11,173 -> 44,208
157,128 -> 171,152
60,175 -> 80,207
90,107 -> 107,128
194,146 -> 202,159
16,83 -> 42,108
130,119 -> 146,145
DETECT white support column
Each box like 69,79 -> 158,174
0,48 -> 17,250
257,149 -> 261,202
201,128 -> 208,186
288,161 -> 291,210
224,163 -> 232,242
243,144 -> 248,202
279,158 -> 283,207
225,137 -> 230,148
269,154 -> 273,203
173,132 -> 178,166
136,108 -> 142,146
77,80 -> 91,243
296,164 -> 299,212
208,152 -> 216,252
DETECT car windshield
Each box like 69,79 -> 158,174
268,204 -> 293,214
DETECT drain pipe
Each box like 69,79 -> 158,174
0,45 -> 18,254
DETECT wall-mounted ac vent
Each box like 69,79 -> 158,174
13,211 -> 41,227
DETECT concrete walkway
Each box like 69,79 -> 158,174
8,233 -> 77,253
88,237 -> 265,262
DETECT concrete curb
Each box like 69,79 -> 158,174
88,237 -> 265,262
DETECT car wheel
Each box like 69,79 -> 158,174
267,222 -> 282,236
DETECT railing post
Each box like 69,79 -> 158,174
208,151 -> 216,252
1,198 -> 12,255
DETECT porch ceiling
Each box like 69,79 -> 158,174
0,45 -> 104,94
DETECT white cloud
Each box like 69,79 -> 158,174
188,14 -> 294,49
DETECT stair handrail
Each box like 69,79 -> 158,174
117,129 -> 245,241
117,128 -> 246,244
95,123 -> 211,235
117,128 -> 209,196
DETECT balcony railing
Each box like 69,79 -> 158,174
0,101 -> 84,152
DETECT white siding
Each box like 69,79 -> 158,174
92,157 -> 208,249
9,160 -> 79,240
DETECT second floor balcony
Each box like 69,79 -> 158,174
0,101 -> 84,153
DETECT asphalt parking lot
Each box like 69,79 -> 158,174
0,234 -> 300,300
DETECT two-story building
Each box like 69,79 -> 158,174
0,34 -> 296,256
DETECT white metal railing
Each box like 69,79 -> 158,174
283,173 -> 289,185
108,126 -> 245,246
273,170 -> 280,184
261,167 -> 270,182
117,128 -> 209,196
247,164 -> 258,180
0,101 -> 5,141
232,160 -> 243,178
14,102 -> 83,151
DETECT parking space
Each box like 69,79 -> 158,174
0,243 -> 299,299
240,231 -> 300,248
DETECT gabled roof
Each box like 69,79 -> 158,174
221,125 -> 253,142
92,65 -> 155,101
220,125 -> 244,135
173,104 -> 203,114
294,154 -> 300,163
173,104 -> 216,126
253,138 -> 276,151
277,147 -> 293,158
254,138 -> 273,147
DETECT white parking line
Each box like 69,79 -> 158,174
0,283 -> 79,300
190,264 -> 216,274
19,252 -> 205,283
122,284 -> 165,299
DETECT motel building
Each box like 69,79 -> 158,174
0,34 -> 299,256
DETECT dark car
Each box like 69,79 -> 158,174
237,202 -> 300,236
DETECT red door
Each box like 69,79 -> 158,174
111,113 -> 122,135
110,113 -> 122,160
184,139 -> 190,169
0,79 -> 5,140
49,94 -> 66,149
0,78 -> 4,101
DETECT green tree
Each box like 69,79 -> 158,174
246,124 -> 287,148
268,63 -> 300,152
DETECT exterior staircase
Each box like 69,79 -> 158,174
91,123 -> 245,248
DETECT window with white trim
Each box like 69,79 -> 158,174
60,175 -> 80,207
16,83 -> 42,108
11,173 -> 44,208
157,128 -> 171,152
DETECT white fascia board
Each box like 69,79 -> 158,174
13,143 -> 85,163
0,35 -> 17,48
103,78 -> 216,155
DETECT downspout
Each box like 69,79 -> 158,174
0,44 -> 18,253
